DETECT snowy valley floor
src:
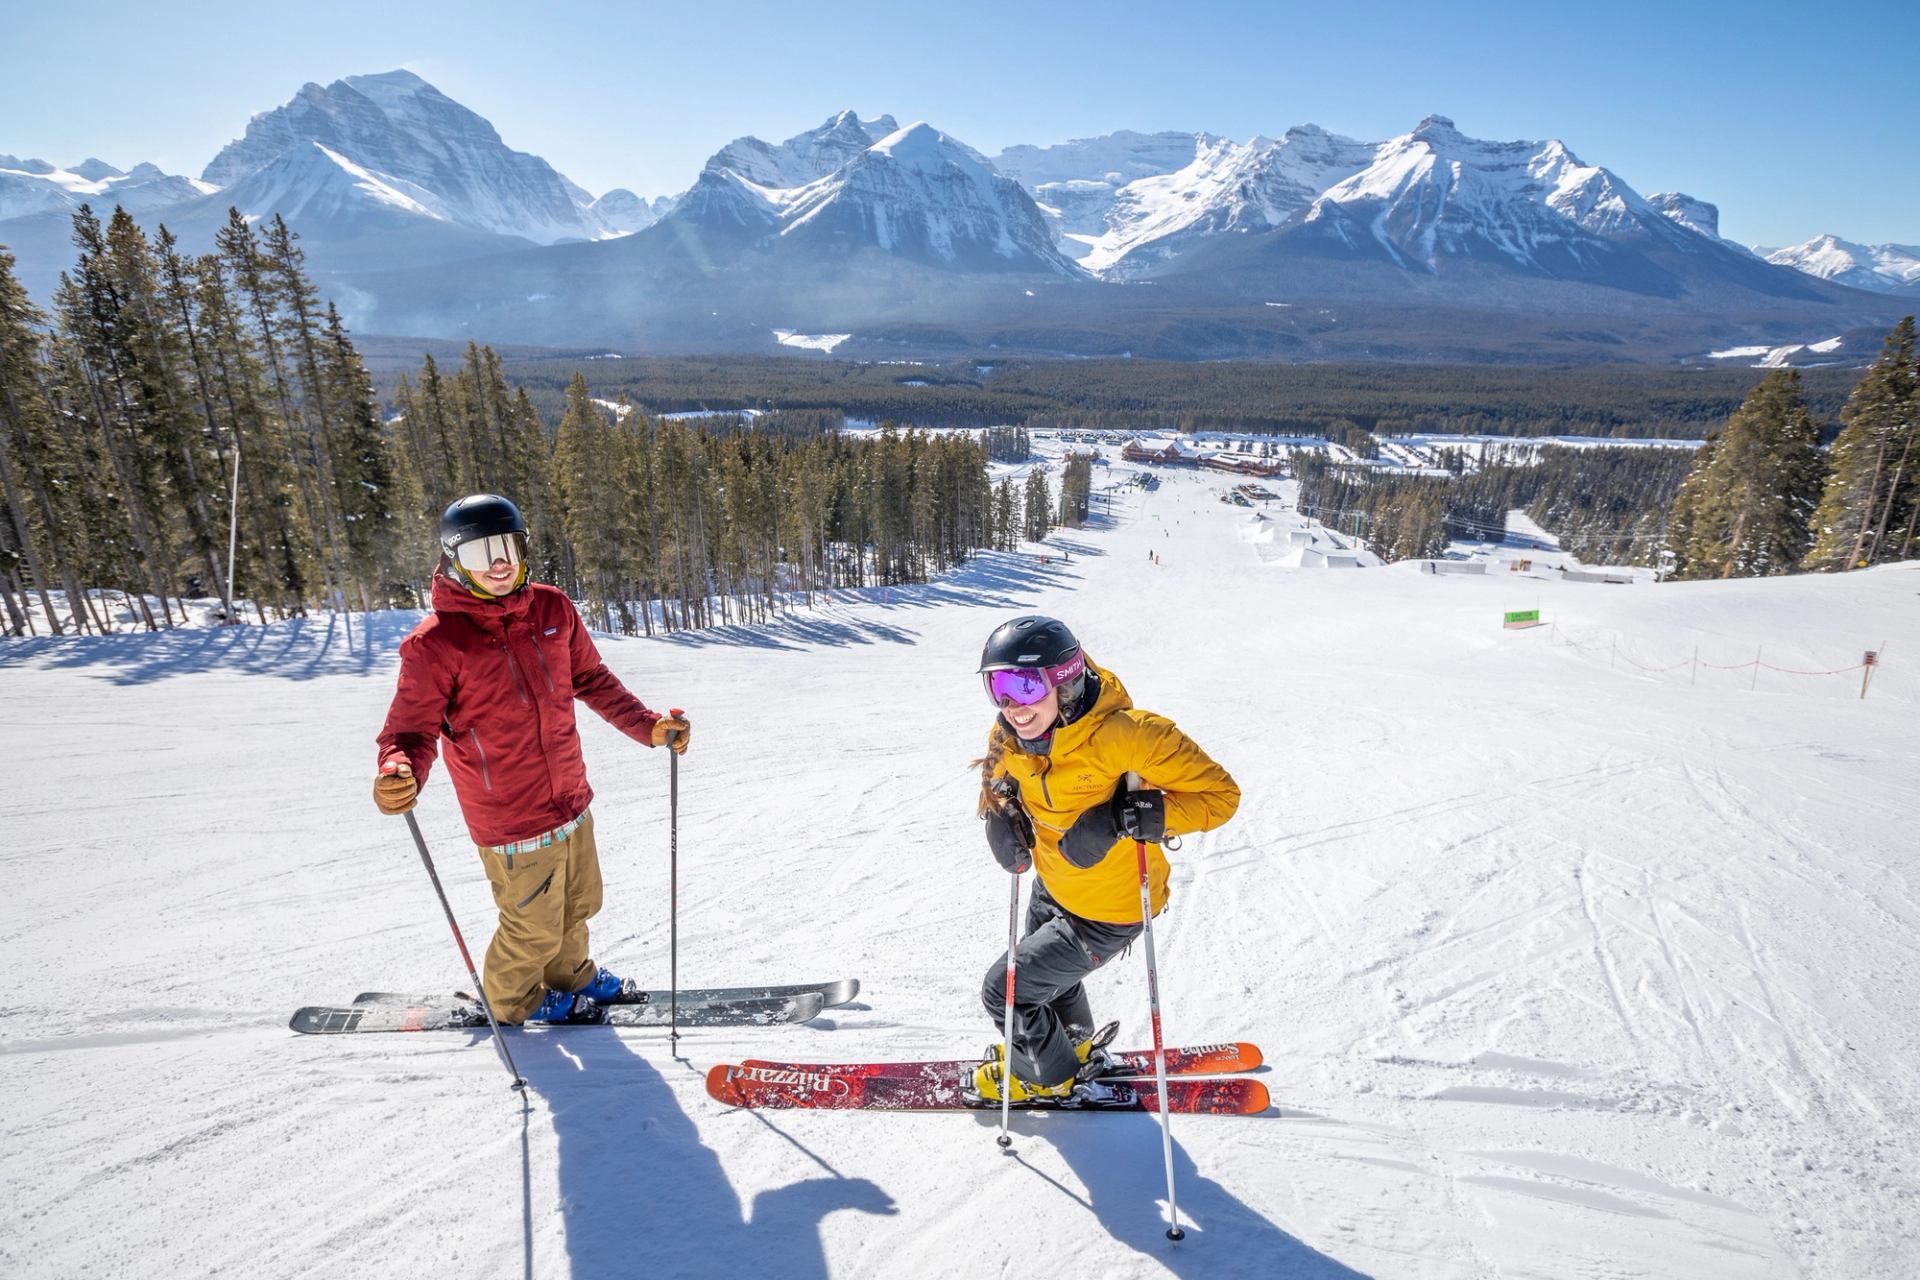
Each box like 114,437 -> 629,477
2,464 -> 1917,1280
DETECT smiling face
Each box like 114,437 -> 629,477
999,683 -> 1060,738
451,530 -> 527,597
473,554 -> 522,596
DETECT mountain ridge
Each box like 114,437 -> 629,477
1,73 -> 1908,361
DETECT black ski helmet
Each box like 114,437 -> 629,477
979,615 -> 1088,714
979,615 -> 1079,674
439,494 -> 529,593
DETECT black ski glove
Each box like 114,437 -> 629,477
983,779 -> 1035,874
1121,789 -> 1166,844
1060,785 -> 1167,867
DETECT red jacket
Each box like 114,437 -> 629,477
377,575 -> 661,846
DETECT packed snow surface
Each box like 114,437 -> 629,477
1709,337 -> 1847,367
2,453 -> 1915,1279
772,328 -> 852,352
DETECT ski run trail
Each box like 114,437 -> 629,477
2,445 -> 1916,1280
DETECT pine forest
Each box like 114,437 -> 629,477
2,206 -> 1915,637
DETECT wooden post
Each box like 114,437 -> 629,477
1751,647 -> 1762,691
1861,651 -> 1878,700
1691,646 -> 1699,687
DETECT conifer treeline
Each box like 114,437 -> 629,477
533,373 -> 998,633
0,208 -> 406,634
1293,316 -> 1919,577
470,350 -> 1861,439
0,211 -> 1011,636
1296,444 -> 1699,566
1670,318 -> 1917,579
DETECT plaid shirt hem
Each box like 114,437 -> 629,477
487,810 -> 588,856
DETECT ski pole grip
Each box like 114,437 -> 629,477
669,707 -> 686,748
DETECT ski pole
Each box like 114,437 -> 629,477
1128,772 -> 1183,1241
997,867 -> 1023,1150
403,810 -> 526,1092
667,708 -> 687,1052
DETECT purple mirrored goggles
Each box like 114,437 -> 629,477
983,652 -> 1085,707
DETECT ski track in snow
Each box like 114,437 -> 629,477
2,454 -> 1916,1279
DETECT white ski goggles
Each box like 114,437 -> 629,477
453,532 -> 527,574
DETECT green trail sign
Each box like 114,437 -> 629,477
1503,609 -> 1542,630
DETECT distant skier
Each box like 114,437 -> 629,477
372,494 -> 689,1024
970,616 -> 1239,1101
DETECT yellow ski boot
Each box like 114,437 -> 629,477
970,1059 -> 1076,1103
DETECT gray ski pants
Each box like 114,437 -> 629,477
980,878 -> 1143,1086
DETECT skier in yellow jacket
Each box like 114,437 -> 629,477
970,615 -> 1240,1102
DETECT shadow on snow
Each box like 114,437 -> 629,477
507,1029 -> 894,1280
1007,1116 -> 1371,1279
0,546 -> 1091,673
0,610 -> 422,684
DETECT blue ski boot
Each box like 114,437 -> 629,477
526,987 -> 602,1024
577,967 -> 632,1003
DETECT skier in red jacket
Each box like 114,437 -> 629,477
373,494 -> 689,1023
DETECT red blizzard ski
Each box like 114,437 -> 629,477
739,1040 -> 1261,1080
705,1061 -> 1268,1114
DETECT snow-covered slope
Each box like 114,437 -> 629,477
3,449 -> 1915,1279
1764,235 -> 1920,295
218,141 -> 453,228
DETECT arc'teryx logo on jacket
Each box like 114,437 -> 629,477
989,660 -> 1240,924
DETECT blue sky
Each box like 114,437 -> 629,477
4,0 -> 1915,248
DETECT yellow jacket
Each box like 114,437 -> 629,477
989,660 -> 1239,923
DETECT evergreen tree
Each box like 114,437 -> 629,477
319,304 -> 408,606
0,248 -> 89,632
554,373 -> 625,630
994,478 -> 1017,551
1674,370 -> 1823,579
1803,316 -> 1917,571
1023,468 -> 1052,542
218,207 -> 341,609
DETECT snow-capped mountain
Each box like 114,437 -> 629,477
647,118 -> 1079,275
1764,235 -> 1920,295
218,142 -> 450,230
995,130 -> 1220,192
6,82 -> 1907,359
705,111 -> 900,190
1647,192 -> 1723,241
993,130 -> 1220,256
0,155 -> 212,221
774,123 -> 1077,273
585,189 -> 672,237
203,71 -> 608,244
1291,115 -> 1679,273
1080,126 -> 1376,275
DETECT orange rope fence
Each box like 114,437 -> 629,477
1541,621 -> 1886,697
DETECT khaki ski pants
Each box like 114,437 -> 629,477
477,810 -> 603,1022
